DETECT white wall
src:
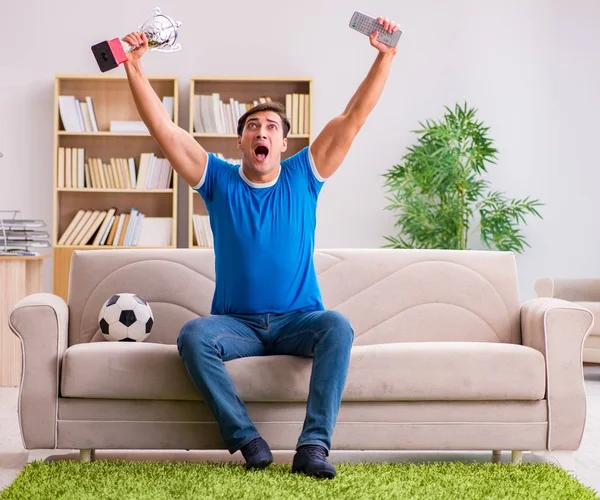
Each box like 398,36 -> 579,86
2,0 -> 599,302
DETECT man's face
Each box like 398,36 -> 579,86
237,111 -> 288,177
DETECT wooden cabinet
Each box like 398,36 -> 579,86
0,255 -> 49,386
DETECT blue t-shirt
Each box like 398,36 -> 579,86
193,146 -> 326,315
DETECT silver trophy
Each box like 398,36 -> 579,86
92,7 -> 182,72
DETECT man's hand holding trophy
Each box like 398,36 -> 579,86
91,7 -> 182,72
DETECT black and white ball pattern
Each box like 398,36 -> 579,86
98,293 -> 154,342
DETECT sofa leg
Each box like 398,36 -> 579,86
511,450 -> 522,464
80,449 -> 95,462
492,450 -> 502,463
530,451 -> 576,472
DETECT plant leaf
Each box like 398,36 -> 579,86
382,102 -> 544,253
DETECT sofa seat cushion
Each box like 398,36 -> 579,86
60,341 -> 546,402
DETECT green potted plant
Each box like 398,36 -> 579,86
382,103 -> 543,253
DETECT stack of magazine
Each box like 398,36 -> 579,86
0,213 -> 51,256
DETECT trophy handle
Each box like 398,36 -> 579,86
138,7 -> 162,32
146,7 -> 162,22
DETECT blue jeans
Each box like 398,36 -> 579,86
176,310 -> 354,454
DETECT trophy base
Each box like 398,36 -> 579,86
91,38 -> 128,72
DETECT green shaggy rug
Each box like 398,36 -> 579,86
1,460 -> 597,500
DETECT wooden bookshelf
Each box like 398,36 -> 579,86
187,76 -> 313,248
52,74 -> 179,300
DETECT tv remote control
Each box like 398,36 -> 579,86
349,11 -> 402,48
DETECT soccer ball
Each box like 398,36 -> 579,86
98,293 -> 154,342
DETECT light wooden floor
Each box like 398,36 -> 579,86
2,365 -> 599,494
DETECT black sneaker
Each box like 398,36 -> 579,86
240,437 -> 273,469
292,445 -> 336,479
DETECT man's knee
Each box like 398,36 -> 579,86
322,310 -> 354,345
177,317 -> 215,356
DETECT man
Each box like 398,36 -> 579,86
123,16 -> 400,479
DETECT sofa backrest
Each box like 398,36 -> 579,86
67,248 -> 522,346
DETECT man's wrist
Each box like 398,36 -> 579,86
379,49 -> 397,61
124,58 -> 143,73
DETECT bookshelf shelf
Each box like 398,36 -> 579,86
187,76 -> 313,248
58,132 -> 153,137
55,245 -> 172,250
54,73 -> 178,81
57,188 -> 174,193
191,133 -> 311,139
52,74 -> 179,300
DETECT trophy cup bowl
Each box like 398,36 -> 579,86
91,7 -> 182,72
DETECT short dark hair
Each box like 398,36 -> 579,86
237,102 -> 291,138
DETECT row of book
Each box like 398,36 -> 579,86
58,96 -> 99,133
213,152 -> 242,166
57,148 -> 172,190
58,95 -> 174,133
57,208 -> 172,247
193,93 -> 310,136
192,215 -> 214,247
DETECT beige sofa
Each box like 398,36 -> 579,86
535,277 -> 600,363
8,248 -> 593,470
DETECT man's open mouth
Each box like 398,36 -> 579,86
254,145 -> 269,161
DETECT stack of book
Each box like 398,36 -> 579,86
57,149 -> 173,189
58,95 -> 174,132
57,208 -> 172,247
192,215 -> 214,247
193,93 -> 310,135
213,153 -> 242,166
58,96 -> 99,132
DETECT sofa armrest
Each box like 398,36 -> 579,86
8,292 -> 69,449
521,297 -> 593,450
535,277 -> 600,302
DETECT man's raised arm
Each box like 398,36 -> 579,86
123,31 -> 207,188
310,17 -> 400,179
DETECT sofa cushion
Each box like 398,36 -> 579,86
67,249 -> 523,347
60,341 -> 546,402
573,302 -> 600,336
